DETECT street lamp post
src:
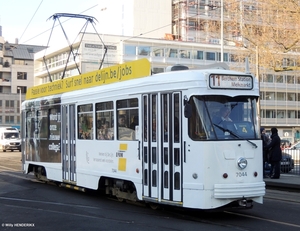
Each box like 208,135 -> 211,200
221,0 -> 224,62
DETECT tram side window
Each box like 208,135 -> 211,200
96,101 -> 114,140
117,98 -> 139,141
78,104 -> 93,140
25,111 -> 35,139
25,111 -> 35,161
39,110 -> 48,139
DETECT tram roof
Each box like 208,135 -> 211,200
26,59 -> 258,101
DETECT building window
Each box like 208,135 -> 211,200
266,74 -> 273,83
166,48 -> 178,58
17,86 -> 26,94
217,52 -> 228,61
266,110 -> 276,118
277,110 -> 285,119
265,92 -> 275,100
192,50 -> 203,60
276,75 -> 284,83
17,72 -> 27,80
287,75 -> 295,84
276,92 -> 285,101
288,110 -> 296,118
287,93 -> 296,101
5,100 -> 14,108
179,49 -> 190,59
124,45 -> 136,55
206,52 -> 215,61
138,46 -> 150,56
152,47 -> 164,57
15,60 -> 25,65
5,116 -> 14,124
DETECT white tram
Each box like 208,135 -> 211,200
21,59 -> 265,210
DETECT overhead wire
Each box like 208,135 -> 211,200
18,0 -> 44,44
22,4 -> 98,44
20,3 -> 217,72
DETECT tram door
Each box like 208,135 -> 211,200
142,92 -> 182,202
61,104 -> 76,183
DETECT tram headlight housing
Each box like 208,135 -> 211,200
237,157 -> 247,169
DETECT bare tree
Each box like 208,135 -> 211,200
224,0 -> 300,72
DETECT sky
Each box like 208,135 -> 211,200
0,0 -> 116,46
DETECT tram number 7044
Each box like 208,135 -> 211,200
236,172 -> 247,177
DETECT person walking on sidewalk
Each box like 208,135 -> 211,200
261,127 -> 270,178
265,127 -> 282,179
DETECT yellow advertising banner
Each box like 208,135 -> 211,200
26,59 -> 151,100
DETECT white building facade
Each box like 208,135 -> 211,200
0,26 -> 46,129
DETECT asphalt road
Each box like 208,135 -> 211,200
1,151 -> 300,231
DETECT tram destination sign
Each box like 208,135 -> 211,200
26,59 -> 151,100
209,74 -> 253,90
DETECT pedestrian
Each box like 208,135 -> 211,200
265,127 -> 282,179
261,127 -> 270,178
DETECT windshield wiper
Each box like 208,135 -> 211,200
213,123 -> 257,148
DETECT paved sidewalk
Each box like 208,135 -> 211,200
264,174 -> 300,190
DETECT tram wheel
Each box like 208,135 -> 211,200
148,202 -> 160,210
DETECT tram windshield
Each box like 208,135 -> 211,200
188,95 -> 259,141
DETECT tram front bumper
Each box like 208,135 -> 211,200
214,182 -> 265,199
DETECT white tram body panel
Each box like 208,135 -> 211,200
22,67 -> 265,210
75,140 -> 142,190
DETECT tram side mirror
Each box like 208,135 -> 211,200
184,103 -> 192,118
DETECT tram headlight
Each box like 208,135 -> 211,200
237,157 -> 247,169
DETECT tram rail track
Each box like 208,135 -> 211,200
1,168 -> 300,230
1,152 -> 300,230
